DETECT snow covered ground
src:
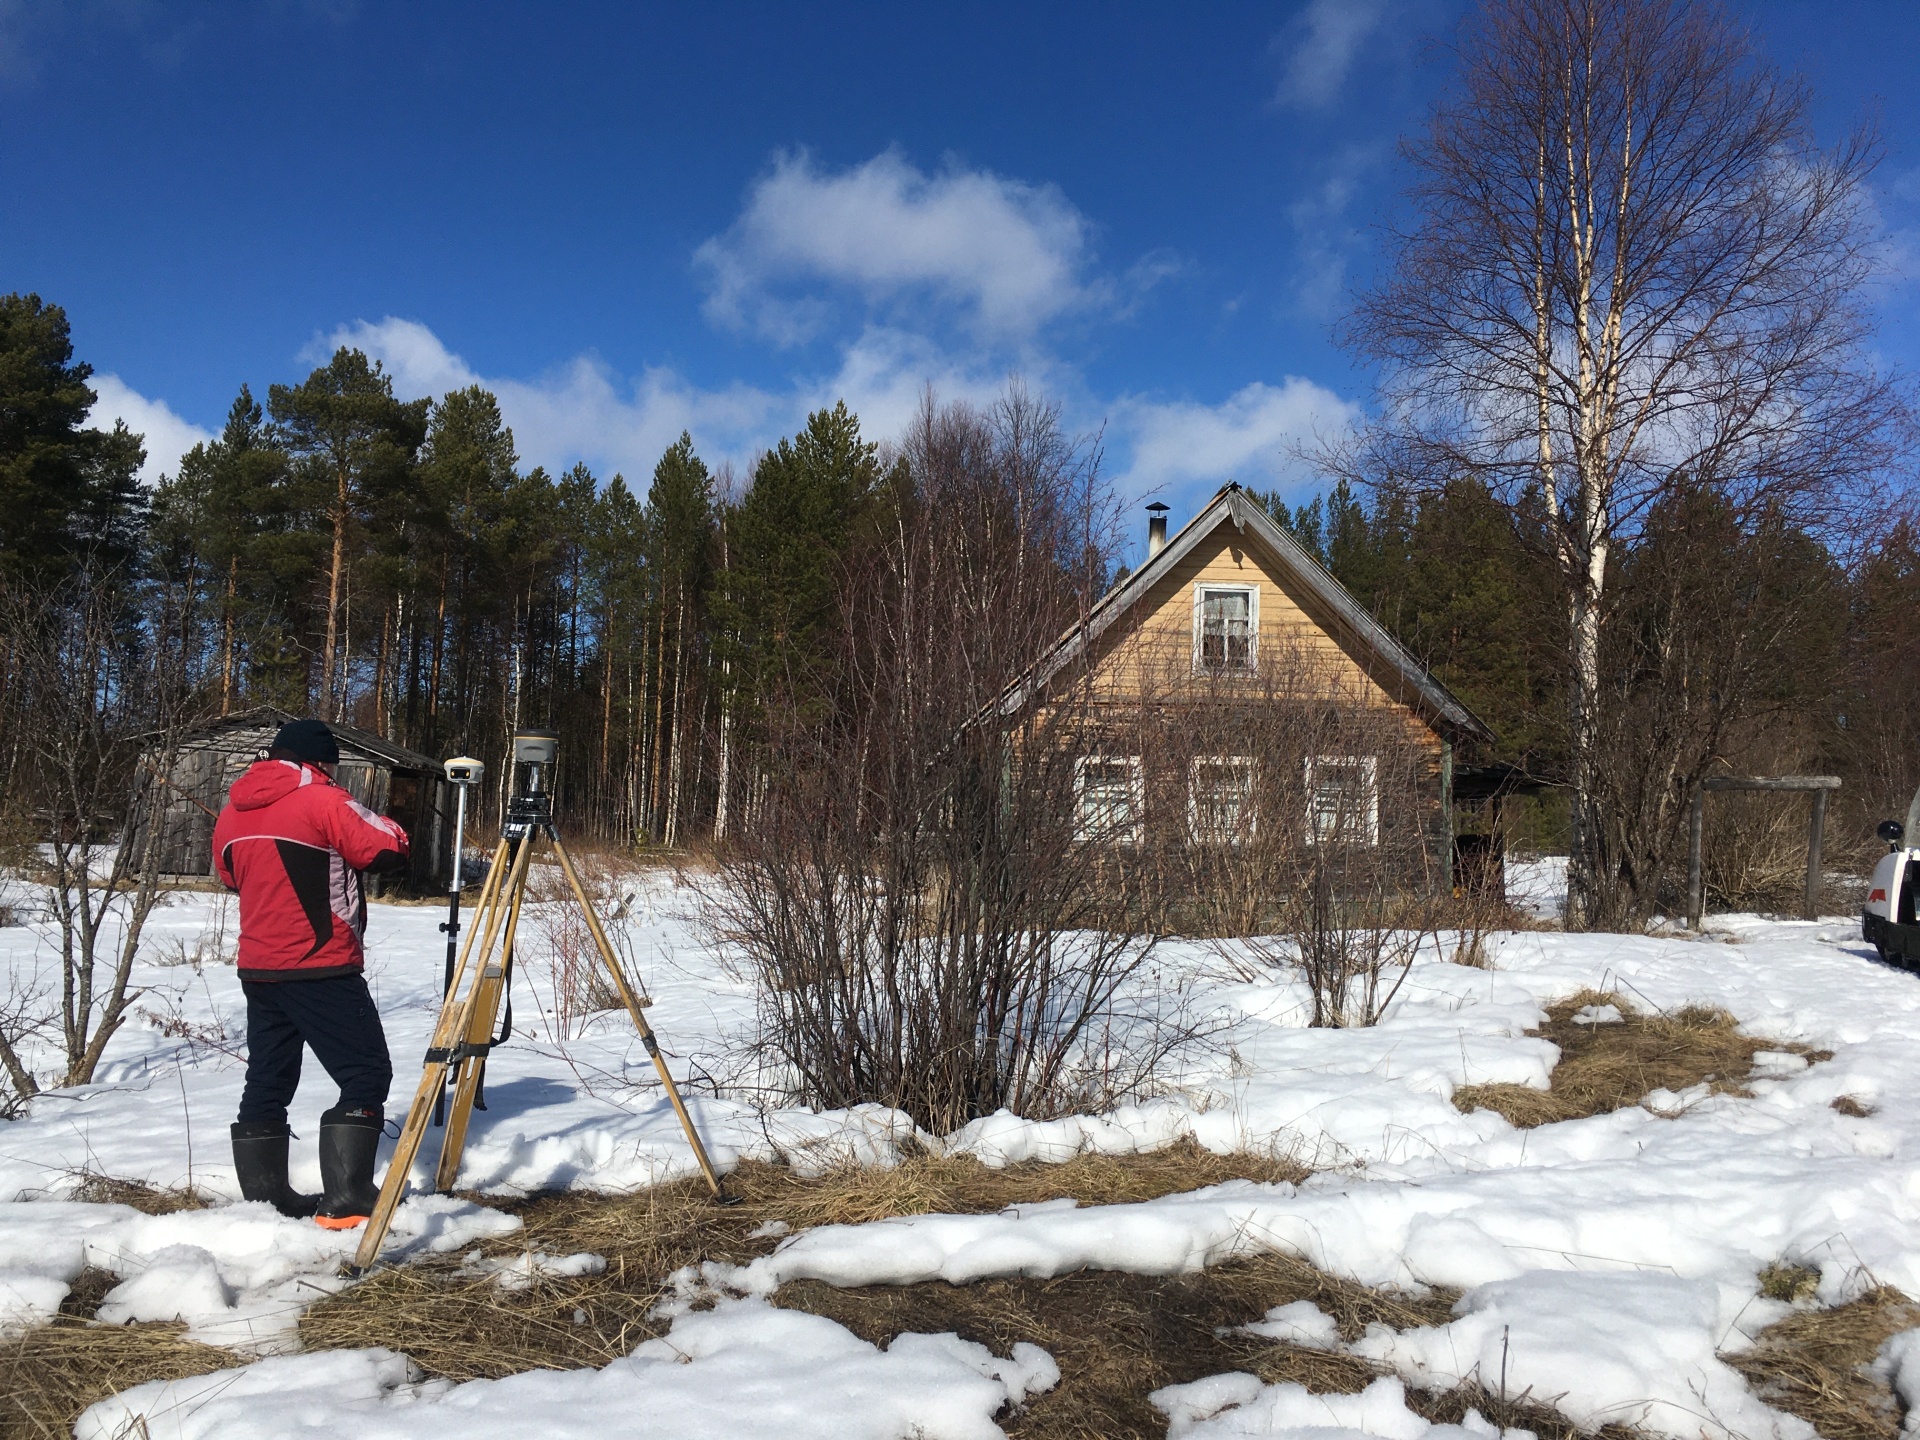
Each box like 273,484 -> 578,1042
6,856 -> 1920,1439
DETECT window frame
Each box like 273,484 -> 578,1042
1303,754 -> 1379,847
1191,582 -> 1259,675
1074,754 -> 1146,847
1188,755 -> 1257,846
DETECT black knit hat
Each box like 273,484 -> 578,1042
269,718 -> 339,767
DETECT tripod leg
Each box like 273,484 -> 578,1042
549,831 -> 727,1198
432,855 -> 530,1193
351,835 -> 529,1273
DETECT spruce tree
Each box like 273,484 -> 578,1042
720,401 -> 885,720
0,294 -> 145,576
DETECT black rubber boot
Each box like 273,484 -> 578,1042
230,1121 -> 320,1218
314,1104 -> 383,1230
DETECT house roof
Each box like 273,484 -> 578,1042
998,483 -> 1494,744
176,705 -> 444,773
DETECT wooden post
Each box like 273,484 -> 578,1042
1687,786 -> 1706,929
1806,787 -> 1829,921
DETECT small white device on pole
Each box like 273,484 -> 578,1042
434,757 -> 485,1127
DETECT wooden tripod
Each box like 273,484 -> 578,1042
351,787 -> 724,1273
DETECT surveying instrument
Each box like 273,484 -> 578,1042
351,729 -> 726,1273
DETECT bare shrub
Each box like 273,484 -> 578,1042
708,388 -> 1179,1134
522,855 -> 633,1038
0,569 -> 199,1098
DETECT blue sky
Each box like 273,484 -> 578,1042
6,0 -> 1917,540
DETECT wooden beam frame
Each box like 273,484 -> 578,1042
1686,775 -> 1841,928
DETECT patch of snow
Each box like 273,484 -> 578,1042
76,1297 -> 1059,1440
11,872 -> 1920,1435
1571,1003 -> 1623,1025
1351,1272 -> 1810,1439
1877,1327 -> 1920,1433
1152,1373 -> 1504,1440
1234,1298 -> 1341,1349
0,1194 -> 518,1348
459,1249 -> 606,1291
1505,856 -> 1566,921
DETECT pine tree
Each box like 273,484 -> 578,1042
644,434 -> 715,844
268,349 -> 428,718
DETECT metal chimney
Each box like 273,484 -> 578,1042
1147,502 -> 1169,558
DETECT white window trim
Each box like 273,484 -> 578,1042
1304,754 -> 1379,846
1075,754 -> 1145,846
1189,755 -> 1256,846
1192,582 -> 1259,674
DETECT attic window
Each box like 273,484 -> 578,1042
1194,584 -> 1257,672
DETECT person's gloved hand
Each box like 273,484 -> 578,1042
366,848 -> 410,877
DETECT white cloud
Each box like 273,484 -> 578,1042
320,318 -> 793,483
87,373 -> 214,485
1113,378 -> 1361,501
1287,145 -> 1382,317
695,149 -> 1093,344
1274,0 -> 1392,110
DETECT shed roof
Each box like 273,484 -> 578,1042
998,483 -> 1494,744
176,705 -> 442,772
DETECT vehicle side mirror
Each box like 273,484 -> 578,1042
1880,819 -> 1905,847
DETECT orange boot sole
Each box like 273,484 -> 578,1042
314,1213 -> 368,1231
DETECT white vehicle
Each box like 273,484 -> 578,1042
1864,789 -> 1920,968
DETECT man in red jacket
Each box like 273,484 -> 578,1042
212,718 -> 410,1228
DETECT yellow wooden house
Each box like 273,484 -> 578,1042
999,484 -> 1492,873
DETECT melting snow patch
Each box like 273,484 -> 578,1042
0,1194 -> 520,1349
1233,1298 -> 1342,1349
77,1298 -> 1059,1440
1152,1373 -> 1505,1440
458,1250 -> 607,1291
1351,1272 -> 1811,1440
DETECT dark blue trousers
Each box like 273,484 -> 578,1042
237,973 -> 393,1125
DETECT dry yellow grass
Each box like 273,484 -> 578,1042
780,1252 -> 1456,1439
298,1141 -> 1307,1382
1725,1286 -> 1919,1440
1,1270 -> 234,1440
1452,989 -> 1824,1127
63,1174 -> 209,1214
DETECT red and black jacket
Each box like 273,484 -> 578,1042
211,760 -> 411,981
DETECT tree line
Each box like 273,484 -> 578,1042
0,300 -> 897,848
0,268 -> 1911,933
1258,474 -> 1919,920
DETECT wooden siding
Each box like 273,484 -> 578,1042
1085,528 -> 1445,759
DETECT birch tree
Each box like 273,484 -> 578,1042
1347,0 -> 1902,927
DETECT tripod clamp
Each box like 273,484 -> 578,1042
424,1039 -> 499,1065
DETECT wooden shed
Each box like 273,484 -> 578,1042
133,706 -> 458,890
